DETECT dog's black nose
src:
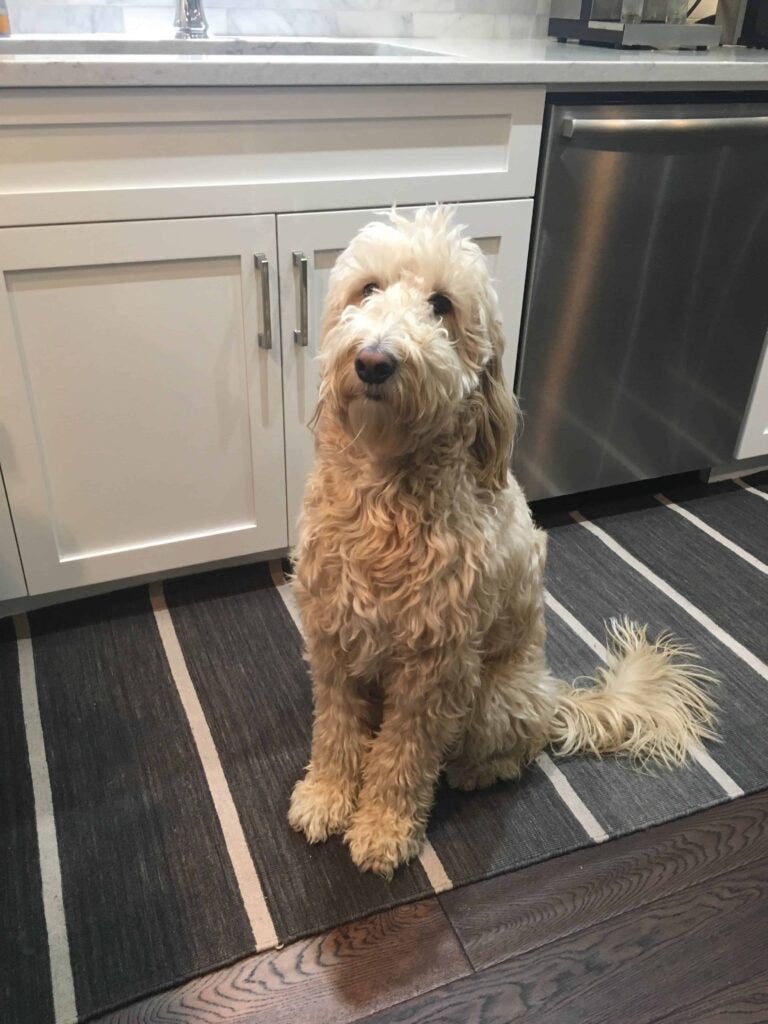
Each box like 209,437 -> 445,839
355,346 -> 398,385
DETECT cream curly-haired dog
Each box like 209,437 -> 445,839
288,206 -> 716,878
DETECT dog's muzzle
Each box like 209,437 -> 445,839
354,344 -> 398,386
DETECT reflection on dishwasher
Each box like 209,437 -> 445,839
514,98 -> 768,501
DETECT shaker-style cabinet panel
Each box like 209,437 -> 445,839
0,86 -> 544,227
277,200 -> 534,544
0,470 -> 26,602
0,215 -> 286,594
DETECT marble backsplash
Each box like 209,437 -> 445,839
6,0 -> 552,38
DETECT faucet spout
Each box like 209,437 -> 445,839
174,0 -> 208,38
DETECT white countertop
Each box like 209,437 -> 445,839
0,35 -> 767,89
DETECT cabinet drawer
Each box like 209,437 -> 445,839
0,85 -> 544,227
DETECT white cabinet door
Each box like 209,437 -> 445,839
737,330 -> 768,459
0,216 -> 286,594
278,200 -> 534,544
0,469 -> 26,601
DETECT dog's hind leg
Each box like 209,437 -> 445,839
445,648 -> 556,792
445,520 -> 556,791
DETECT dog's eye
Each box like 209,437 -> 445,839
429,292 -> 452,317
361,282 -> 379,298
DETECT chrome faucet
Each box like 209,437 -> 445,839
174,0 -> 208,38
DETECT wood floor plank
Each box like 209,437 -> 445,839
94,898 -> 471,1024
440,790 -> 768,970
363,858 -> 768,1024
95,796 -> 768,1024
652,974 -> 768,1023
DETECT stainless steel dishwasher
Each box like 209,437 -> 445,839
514,98 -> 768,501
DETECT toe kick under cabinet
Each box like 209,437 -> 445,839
0,84 -> 543,599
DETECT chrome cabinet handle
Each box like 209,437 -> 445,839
293,250 -> 309,347
255,253 -> 272,350
562,115 -> 768,139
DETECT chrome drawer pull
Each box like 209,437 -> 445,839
255,253 -> 272,350
293,251 -> 309,348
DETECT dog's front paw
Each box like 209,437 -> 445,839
288,773 -> 356,843
344,805 -> 424,879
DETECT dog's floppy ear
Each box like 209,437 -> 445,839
318,275 -> 347,348
309,259 -> 349,437
470,316 -> 518,491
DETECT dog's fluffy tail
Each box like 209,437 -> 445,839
549,618 -> 718,767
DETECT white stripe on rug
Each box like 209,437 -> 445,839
691,746 -> 744,799
536,752 -> 608,843
571,511 -> 768,683
13,613 -> 78,1024
734,477 -> 768,503
417,841 -> 454,894
544,592 -> 743,800
654,493 -> 768,577
268,560 -> 455,894
150,582 -> 278,950
545,592 -> 607,660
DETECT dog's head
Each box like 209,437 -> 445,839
316,206 -> 517,490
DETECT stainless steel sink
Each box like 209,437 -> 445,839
0,36 -> 438,57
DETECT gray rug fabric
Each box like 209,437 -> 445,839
1,470 -> 766,1023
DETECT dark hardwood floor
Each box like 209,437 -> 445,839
97,792 -> 768,1024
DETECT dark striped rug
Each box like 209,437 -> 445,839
2,470 -> 767,1024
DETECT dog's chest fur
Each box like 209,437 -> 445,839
294,450 -> 494,671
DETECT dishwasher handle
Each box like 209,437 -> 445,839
561,115 -> 768,139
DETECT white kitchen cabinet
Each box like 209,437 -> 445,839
0,469 -> 26,601
278,200 -> 534,544
736,330 -> 768,459
0,82 -> 544,601
0,215 -> 286,594
0,86 -> 543,227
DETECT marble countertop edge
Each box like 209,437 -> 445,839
0,37 -> 767,89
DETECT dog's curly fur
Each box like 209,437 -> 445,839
288,206 -> 717,878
